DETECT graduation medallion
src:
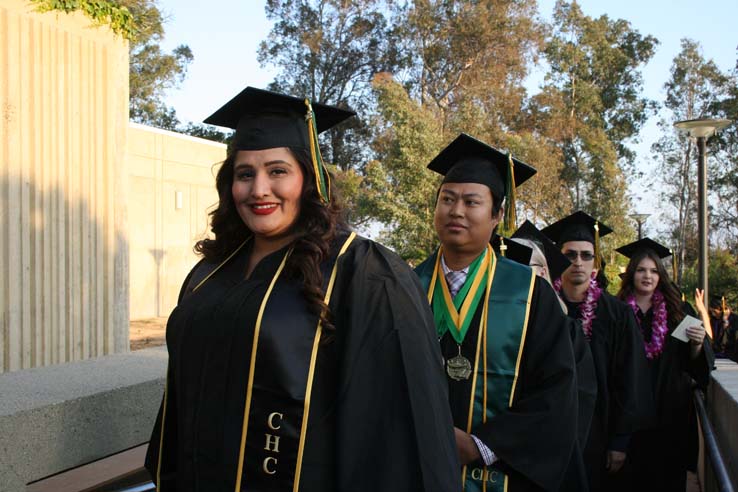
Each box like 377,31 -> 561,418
446,345 -> 472,380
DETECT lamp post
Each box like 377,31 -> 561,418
673,118 -> 732,302
629,213 -> 650,240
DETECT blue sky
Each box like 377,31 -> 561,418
156,0 -> 737,235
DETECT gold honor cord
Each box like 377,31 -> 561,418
508,270 -> 535,407
192,239 -> 250,294
155,239 -> 251,490
156,366 -> 168,492
440,254 -> 490,337
235,249 -> 292,491
461,245 -> 497,489
428,247 -> 490,343
481,259 -> 494,492
293,231 -> 357,492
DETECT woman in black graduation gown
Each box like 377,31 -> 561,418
144,86 -> 459,492
615,238 -> 714,491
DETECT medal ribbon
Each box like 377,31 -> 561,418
429,246 -> 491,344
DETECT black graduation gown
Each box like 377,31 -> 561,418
712,312 -> 738,361
557,318 -> 597,492
439,277 -> 579,491
563,292 -> 654,490
623,303 -> 715,491
144,234 -> 460,491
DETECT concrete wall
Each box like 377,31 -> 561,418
0,346 -> 166,492
127,123 -> 225,319
704,359 -> 738,492
0,0 -> 130,373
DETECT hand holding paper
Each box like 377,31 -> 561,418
671,315 -> 702,343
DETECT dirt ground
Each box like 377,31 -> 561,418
130,317 -> 168,351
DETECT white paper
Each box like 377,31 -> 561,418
671,314 -> 701,342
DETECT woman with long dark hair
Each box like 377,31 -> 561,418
615,238 -> 713,491
144,87 -> 459,492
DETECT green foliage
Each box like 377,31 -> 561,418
681,249 -> 738,307
258,0 -> 401,171
708,56 -> 738,246
532,0 -> 657,243
364,74 -> 445,263
122,0 -> 192,130
34,0 -> 195,131
31,0 -> 136,39
178,123 -> 233,145
651,39 -> 733,283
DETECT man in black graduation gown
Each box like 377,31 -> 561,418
542,212 -> 654,490
415,134 -> 580,492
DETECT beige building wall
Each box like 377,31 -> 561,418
127,123 -> 224,319
0,0 -> 129,373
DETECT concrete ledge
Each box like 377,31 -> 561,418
0,347 -> 167,492
706,359 -> 738,492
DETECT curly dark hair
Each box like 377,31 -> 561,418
617,248 -> 684,326
195,147 -> 348,332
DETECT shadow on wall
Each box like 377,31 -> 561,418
0,174 -> 129,373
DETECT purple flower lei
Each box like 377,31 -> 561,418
627,289 -> 668,359
554,272 -> 602,340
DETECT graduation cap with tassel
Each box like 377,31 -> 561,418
541,211 -> 613,271
425,133 -> 537,257
204,86 -> 355,204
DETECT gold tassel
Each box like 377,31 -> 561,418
499,236 -> 507,257
304,99 -> 330,203
671,249 -> 677,280
502,153 -> 517,236
594,222 -> 601,270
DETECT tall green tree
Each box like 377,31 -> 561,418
122,0 -> 193,130
364,74 -> 445,263
396,0 -> 543,136
531,0 -> 657,244
651,39 -> 731,283
32,0 -> 195,132
258,0 -> 401,171
710,53 -> 738,247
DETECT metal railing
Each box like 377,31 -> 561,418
115,483 -> 155,492
694,387 -> 735,492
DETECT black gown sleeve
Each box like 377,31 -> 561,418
145,263 -> 202,488
333,240 -> 460,492
144,365 -> 178,490
472,279 -> 579,491
571,319 -> 597,447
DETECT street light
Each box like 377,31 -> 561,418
629,213 -> 650,240
673,117 -> 732,302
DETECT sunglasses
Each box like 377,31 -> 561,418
563,250 -> 595,262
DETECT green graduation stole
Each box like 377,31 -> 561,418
429,246 -> 491,344
416,250 -> 536,492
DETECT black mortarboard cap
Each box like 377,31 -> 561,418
512,220 -> 572,281
541,211 -> 613,246
204,86 -> 355,152
615,238 -> 672,259
491,234 -> 533,266
427,133 -> 537,199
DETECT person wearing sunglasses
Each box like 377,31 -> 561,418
542,211 -> 653,492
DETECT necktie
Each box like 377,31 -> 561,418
445,270 -> 466,299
